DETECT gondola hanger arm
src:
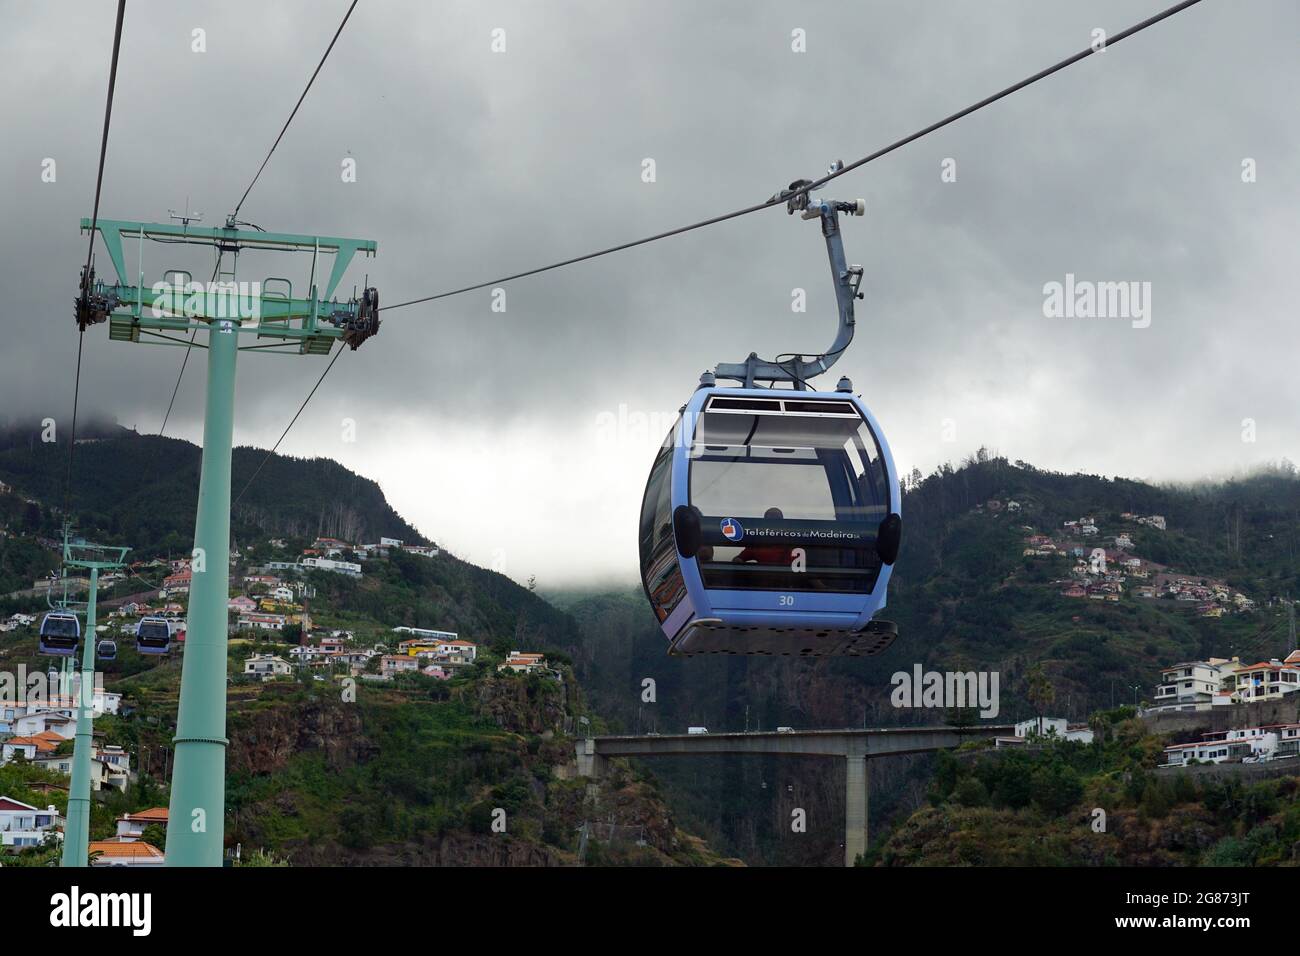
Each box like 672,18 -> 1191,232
711,160 -> 865,390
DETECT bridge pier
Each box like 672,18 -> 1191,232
844,753 -> 868,866
576,738 -> 608,778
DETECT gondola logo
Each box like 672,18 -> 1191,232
720,518 -> 744,542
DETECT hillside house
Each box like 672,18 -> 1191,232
33,754 -> 112,791
301,557 -> 362,578
244,654 -> 293,680
1,733 -> 61,764
336,648 -> 376,667
228,596 -> 258,614
116,808 -> 168,841
498,651 -> 547,674
0,796 -> 62,848
417,639 -> 478,665
402,544 -> 439,557
1152,658 -> 1242,711
237,612 -> 286,632
995,717 -> 1093,747
1233,661 -> 1300,702
1161,724 -> 1300,766
394,626 -> 458,643
381,655 -> 419,677
11,712 -> 76,739
289,642 -> 338,665
162,569 -> 191,594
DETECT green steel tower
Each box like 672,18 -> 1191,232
78,216 -> 379,865
58,535 -> 129,867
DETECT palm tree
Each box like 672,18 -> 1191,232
1025,663 -> 1056,736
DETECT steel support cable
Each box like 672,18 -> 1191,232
232,344 -> 348,507
158,250 -> 223,437
156,0 -> 356,442
158,1 -> 355,433
231,0 -> 359,217
154,0 -> 355,450
65,0 -> 127,519
382,0 -> 1205,315
241,0 -> 1205,501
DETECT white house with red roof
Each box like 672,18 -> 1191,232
116,807 -> 168,841
380,655 -> 419,677
0,796 -> 62,848
1,732 -> 62,764
1233,661 -> 1300,702
162,568 -> 191,595
498,651 -> 547,674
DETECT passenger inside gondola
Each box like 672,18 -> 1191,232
732,508 -> 795,567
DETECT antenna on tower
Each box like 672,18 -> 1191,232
167,198 -> 203,227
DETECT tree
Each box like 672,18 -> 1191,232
140,824 -> 167,852
1031,764 -> 1082,815
1025,663 -> 1056,721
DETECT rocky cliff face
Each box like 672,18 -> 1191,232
452,672 -> 574,735
226,693 -> 378,776
224,680 -> 726,867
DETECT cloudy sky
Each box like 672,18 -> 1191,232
1,0 -> 1296,586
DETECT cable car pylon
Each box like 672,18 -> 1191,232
50,530 -> 130,867
79,213 -> 380,866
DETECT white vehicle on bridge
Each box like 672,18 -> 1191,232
777,726 -> 795,734
687,726 -> 709,735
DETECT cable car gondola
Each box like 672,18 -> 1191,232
135,616 -> 172,655
38,611 -> 81,657
637,174 -> 901,657
639,381 -> 900,656
97,638 -> 117,661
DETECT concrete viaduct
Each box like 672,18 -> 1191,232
576,724 -> 1012,866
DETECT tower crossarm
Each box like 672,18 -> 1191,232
78,218 -> 381,354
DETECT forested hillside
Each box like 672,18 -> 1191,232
554,453 -> 1300,864
3,420 -> 1298,866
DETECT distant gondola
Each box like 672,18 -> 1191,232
97,638 -> 117,661
38,611 -> 81,657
